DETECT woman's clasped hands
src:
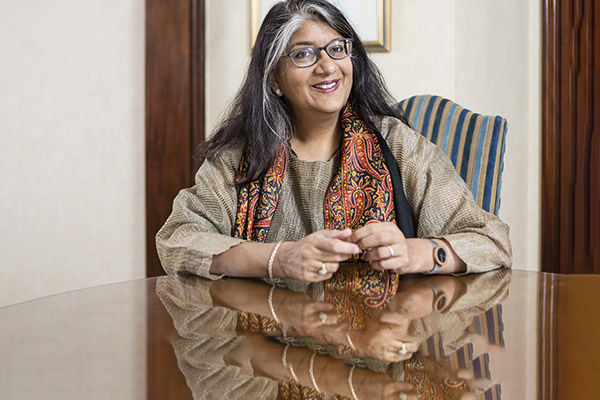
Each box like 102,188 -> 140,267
275,221 -> 420,283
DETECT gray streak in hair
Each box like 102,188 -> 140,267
261,2 -> 338,141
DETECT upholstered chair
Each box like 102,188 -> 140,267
397,95 -> 508,216
398,95 -> 508,398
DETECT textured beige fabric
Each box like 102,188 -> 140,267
156,116 -> 512,278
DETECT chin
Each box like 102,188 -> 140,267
313,100 -> 347,116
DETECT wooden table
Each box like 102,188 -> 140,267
1,268 -> 598,399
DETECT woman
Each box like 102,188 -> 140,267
156,0 -> 511,283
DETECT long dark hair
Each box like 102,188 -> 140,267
201,0 -> 408,182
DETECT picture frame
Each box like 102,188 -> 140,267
250,0 -> 391,52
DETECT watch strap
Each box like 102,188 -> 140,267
423,238 -> 443,274
421,282 -> 448,312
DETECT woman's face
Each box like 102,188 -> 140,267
275,19 -> 353,122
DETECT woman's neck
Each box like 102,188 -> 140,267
291,116 -> 342,161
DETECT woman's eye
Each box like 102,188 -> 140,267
330,45 -> 344,54
293,49 -> 313,59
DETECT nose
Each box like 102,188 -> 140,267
314,48 -> 337,74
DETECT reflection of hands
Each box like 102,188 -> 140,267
271,287 -> 342,338
342,276 -> 460,363
348,310 -> 419,363
276,229 -> 361,283
350,365 -> 416,400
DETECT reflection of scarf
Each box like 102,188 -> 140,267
235,106 -> 417,397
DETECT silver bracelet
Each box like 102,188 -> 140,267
268,241 -> 283,279
282,344 -> 299,383
346,331 -> 357,351
348,365 -> 360,400
309,352 -> 321,393
268,285 -> 281,324
289,363 -> 299,384
282,344 -> 290,367
268,285 -> 288,337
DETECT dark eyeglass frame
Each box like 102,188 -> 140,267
282,38 -> 353,68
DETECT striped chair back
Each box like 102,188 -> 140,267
397,95 -> 508,216
420,304 -> 506,399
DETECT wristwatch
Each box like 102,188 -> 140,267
423,239 -> 446,274
422,282 -> 448,312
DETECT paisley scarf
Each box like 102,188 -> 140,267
235,105 -> 416,395
235,104 -> 416,324
233,103 -> 414,244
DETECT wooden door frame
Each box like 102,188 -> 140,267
541,0 -> 599,274
146,2 -> 205,398
145,0 -> 205,278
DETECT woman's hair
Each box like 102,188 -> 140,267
202,0 -> 407,182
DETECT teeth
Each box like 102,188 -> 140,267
314,81 -> 336,89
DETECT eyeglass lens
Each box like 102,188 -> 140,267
288,39 -> 352,67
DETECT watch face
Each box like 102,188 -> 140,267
437,247 -> 447,264
435,294 -> 447,311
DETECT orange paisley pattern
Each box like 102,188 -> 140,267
234,104 -> 403,399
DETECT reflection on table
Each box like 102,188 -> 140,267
1,268 -> 599,399
157,265 -> 511,399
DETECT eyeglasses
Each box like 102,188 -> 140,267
282,38 -> 353,68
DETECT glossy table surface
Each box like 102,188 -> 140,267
1,268 -> 599,400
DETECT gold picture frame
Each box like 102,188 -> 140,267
250,0 -> 391,52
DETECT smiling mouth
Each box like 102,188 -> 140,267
312,80 -> 339,90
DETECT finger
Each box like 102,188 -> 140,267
314,237 -> 361,258
351,221 -> 400,244
390,351 -> 414,363
378,312 -> 410,327
306,301 -> 335,313
368,259 -> 384,271
387,340 -> 418,354
363,245 -> 397,262
350,220 -> 385,241
318,261 -> 340,275
307,262 -> 337,283
313,310 -> 339,326
355,228 -> 405,251
312,262 -> 338,277
322,228 -> 354,240
381,383 -> 416,400
390,391 -> 418,400
368,258 -> 405,272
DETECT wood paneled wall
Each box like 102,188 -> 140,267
542,0 -> 600,274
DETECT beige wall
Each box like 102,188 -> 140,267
0,0 -> 145,307
207,0 -> 541,271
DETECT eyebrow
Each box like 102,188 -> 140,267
289,41 -> 315,48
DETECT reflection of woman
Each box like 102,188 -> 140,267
156,269 -> 511,399
156,0 -> 511,282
